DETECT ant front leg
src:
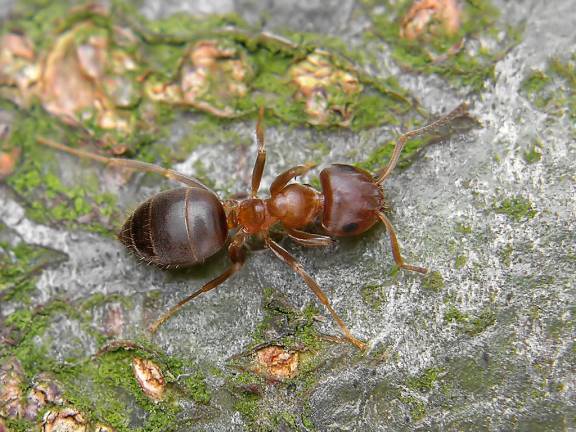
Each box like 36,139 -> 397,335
270,162 -> 317,195
250,106 -> 266,197
265,236 -> 367,350
37,137 -> 212,191
377,212 -> 427,274
149,233 -> 247,333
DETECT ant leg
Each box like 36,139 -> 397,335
250,106 -> 266,197
37,137 -> 212,191
149,233 -> 247,333
377,212 -> 427,274
265,236 -> 367,350
286,228 -> 334,247
95,340 -> 157,357
270,162 -> 317,195
376,102 -> 469,184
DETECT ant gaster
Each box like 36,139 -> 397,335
38,103 -> 469,350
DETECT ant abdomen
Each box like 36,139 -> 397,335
320,164 -> 383,237
119,188 -> 228,267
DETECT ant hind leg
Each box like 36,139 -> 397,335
37,137 -> 212,191
149,233 -> 247,334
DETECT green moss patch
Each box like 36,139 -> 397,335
361,0 -> 521,92
522,138 -> 543,164
228,370 -> 273,431
250,287 -> 325,351
1,292 -> 213,431
421,271 -> 445,292
3,0 -> 422,133
398,393 -> 427,421
407,366 -> 445,393
180,371 -> 211,405
0,237 -> 66,303
444,305 -> 496,336
3,106 -> 122,235
455,255 -> 468,270
228,350 -> 324,431
454,222 -> 473,234
360,283 -> 388,310
57,349 -> 184,432
499,243 -> 513,267
226,287 -> 342,430
521,53 -> 576,119
493,195 -> 537,222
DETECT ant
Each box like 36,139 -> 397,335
38,103 -> 469,350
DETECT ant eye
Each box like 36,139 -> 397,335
342,222 -> 359,233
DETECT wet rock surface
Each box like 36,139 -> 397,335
0,0 -> 575,431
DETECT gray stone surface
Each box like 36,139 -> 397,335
1,0 -> 575,431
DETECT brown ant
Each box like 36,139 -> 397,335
38,103 -> 469,350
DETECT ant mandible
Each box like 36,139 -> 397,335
38,103 -> 469,350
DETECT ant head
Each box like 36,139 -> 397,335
319,164 -> 383,237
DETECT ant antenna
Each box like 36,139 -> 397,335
376,102 -> 469,185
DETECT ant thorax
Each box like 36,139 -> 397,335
237,198 -> 274,234
235,183 -> 323,234
267,183 -> 323,230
